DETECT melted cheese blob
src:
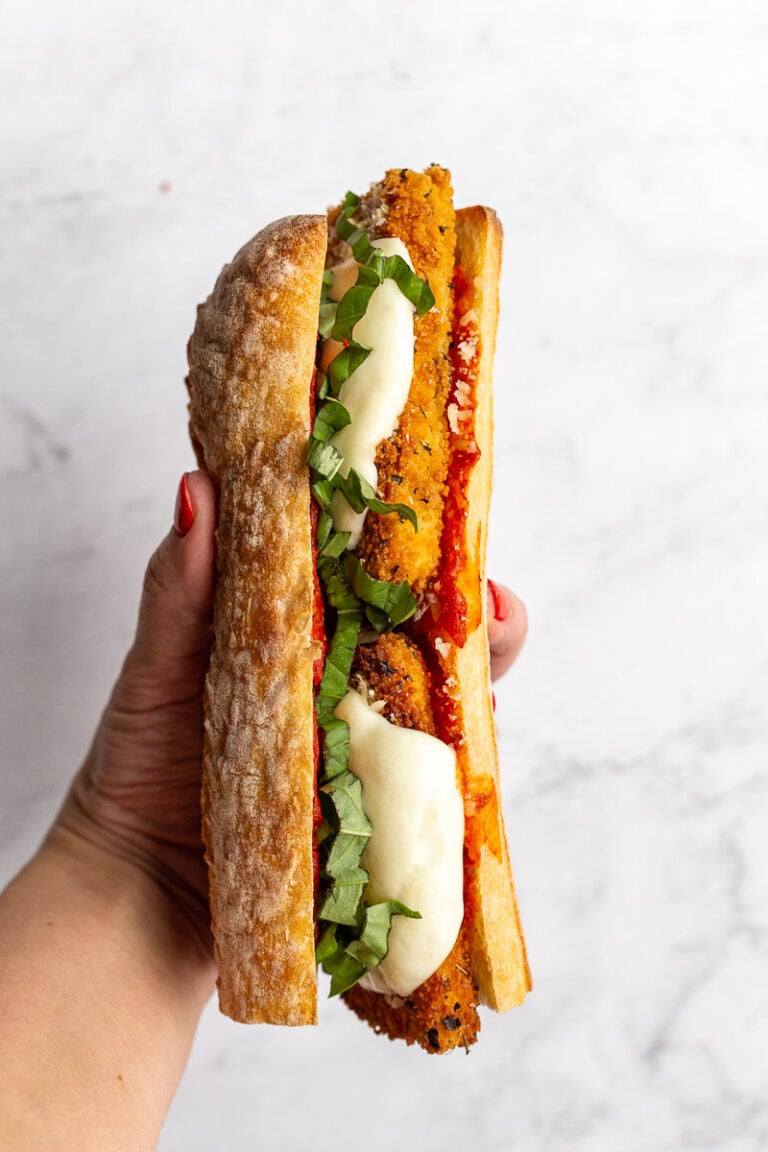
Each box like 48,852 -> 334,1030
334,689 -> 464,997
324,238 -> 415,549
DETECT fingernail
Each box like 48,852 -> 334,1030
492,691 -> 497,713
174,473 -> 194,536
487,579 -> 510,622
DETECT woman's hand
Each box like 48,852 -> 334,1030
0,468 -> 528,1150
488,577 -> 528,681
52,471 -> 218,959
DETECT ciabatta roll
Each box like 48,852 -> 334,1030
187,166 -> 530,1053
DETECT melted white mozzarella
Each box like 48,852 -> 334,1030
334,688 -> 464,997
324,238 -> 415,549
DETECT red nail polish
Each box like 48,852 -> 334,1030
174,473 -> 194,536
492,691 -> 497,713
488,579 -> 510,622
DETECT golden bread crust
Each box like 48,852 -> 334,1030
187,215 -> 327,1024
451,207 -> 531,1010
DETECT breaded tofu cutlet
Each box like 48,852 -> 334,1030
353,166 -> 456,594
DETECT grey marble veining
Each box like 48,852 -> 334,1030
2,2 -> 767,1149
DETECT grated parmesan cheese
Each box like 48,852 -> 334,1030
457,337 -> 477,364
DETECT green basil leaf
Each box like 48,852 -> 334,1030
333,192 -> 434,314
318,299 -> 338,339
315,922 -> 340,965
320,531 -> 351,559
345,900 -> 421,968
355,263 -> 382,289
325,832 -> 370,880
311,477 -> 334,510
319,717 -> 351,780
307,438 -> 343,480
323,769 -> 372,838
363,604 -> 390,634
316,616 -> 361,710
316,507 -> 333,552
339,225 -> 373,265
331,285 -> 377,342
327,344 -> 371,396
314,574 -> 361,731
312,187 -> 436,996
317,556 -> 361,613
325,950 -> 368,998
331,469 -> 364,514
343,554 -> 418,627
333,468 -> 418,531
318,882 -> 367,929
312,399 -> 351,443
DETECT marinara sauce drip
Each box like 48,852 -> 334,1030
418,264 -> 482,749
412,264 -> 504,866
435,264 -> 482,649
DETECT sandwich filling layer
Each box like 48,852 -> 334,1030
335,687 -> 463,998
312,167 -> 484,1052
322,237 -> 416,549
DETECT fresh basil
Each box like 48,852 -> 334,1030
317,556 -> 361,613
316,371 -> 329,401
343,553 -> 418,629
318,300 -> 338,340
334,191 -> 436,317
314,605 -> 361,725
332,468 -> 418,532
316,900 -> 420,997
310,187 -> 433,994
331,285 -> 377,341
319,531 -> 351,559
316,925 -> 368,998
346,900 -> 421,968
327,344 -> 371,396
312,399 -> 351,443
306,439 -> 343,483
319,717 -> 352,781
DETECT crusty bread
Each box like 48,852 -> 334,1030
451,207 -> 531,1010
187,216 -> 326,1024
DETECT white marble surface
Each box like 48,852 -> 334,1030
2,1 -> 767,1148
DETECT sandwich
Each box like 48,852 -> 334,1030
186,165 -> 530,1052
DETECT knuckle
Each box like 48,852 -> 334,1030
141,547 -> 170,604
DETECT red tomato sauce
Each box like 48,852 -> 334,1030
433,264 -> 482,649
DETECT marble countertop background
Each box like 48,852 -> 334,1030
2,2 -> 766,1149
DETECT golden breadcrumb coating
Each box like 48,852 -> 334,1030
352,632 -> 435,732
354,166 -> 456,593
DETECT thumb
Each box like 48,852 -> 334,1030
118,470 -> 217,708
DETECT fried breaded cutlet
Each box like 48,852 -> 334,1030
345,633 -> 480,1052
352,632 -> 436,732
354,166 -> 457,594
343,921 -> 480,1054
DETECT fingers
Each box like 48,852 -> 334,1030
118,471 -> 217,707
487,580 -> 528,682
